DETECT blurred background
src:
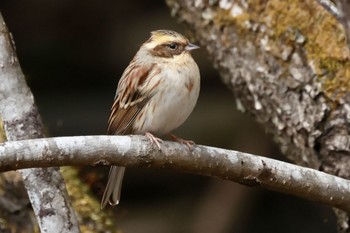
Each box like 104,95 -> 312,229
0,1 -> 337,232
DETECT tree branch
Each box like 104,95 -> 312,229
0,135 -> 349,213
0,12 -> 80,232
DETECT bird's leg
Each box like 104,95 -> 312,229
168,133 -> 195,150
145,132 -> 163,150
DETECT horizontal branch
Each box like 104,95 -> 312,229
0,135 -> 350,212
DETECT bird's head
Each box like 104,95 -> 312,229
142,30 -> 199,58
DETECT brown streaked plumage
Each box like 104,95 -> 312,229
107,62 -> 159,135
101,30 -> 200,208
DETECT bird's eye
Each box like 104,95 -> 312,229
167,43 -> 178,50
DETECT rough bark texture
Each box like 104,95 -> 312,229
0,13 -> 80,233
165,0 -> 350,231
0,117 -> 35,233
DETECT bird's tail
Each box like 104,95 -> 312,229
101,166 -> 125,209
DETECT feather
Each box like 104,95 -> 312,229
101,60 -> 159,208
107,61 -> 158,135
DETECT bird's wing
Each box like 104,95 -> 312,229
107,60 -> 160,135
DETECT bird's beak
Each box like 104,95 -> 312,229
185,43 -> 200,51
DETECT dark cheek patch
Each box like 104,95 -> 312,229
152,45 -> 173,58
151,43 -> 186,58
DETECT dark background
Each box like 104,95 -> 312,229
0,1 -> 337,232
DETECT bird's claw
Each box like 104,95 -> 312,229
169,134 -> 195,151
145,132 -> 163,150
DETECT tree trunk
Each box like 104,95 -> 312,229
0,12 -> 80,233
165,0 -> 350,231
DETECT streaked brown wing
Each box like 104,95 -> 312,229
107,61 -> 158,135
107,95 -> 149,135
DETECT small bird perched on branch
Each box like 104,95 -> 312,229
101,30 -> 201,208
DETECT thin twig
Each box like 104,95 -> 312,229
318,0 -> 342,20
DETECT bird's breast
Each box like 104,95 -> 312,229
132,61 -> 200,135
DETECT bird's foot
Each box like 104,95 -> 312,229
145,132 -> 163,150
169,133 -> 195,151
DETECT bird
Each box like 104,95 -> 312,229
101,30 -> 200,208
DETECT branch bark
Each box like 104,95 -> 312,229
0,135 -> 349,213
0,12 -> 80,233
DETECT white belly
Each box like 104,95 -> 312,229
133,64 -> 200,135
